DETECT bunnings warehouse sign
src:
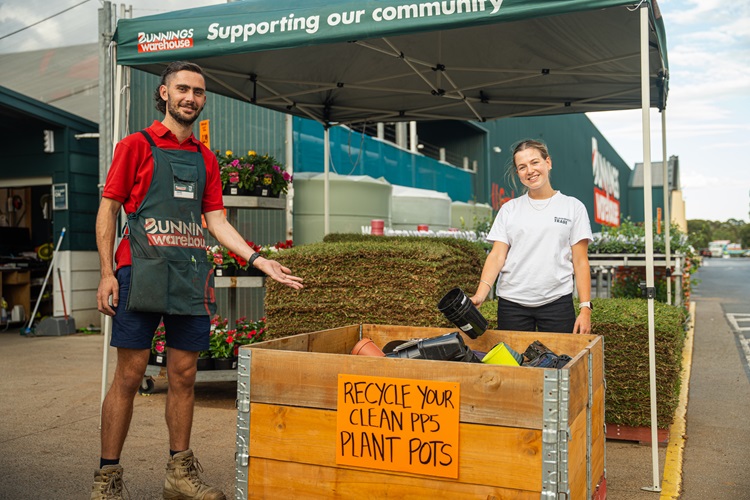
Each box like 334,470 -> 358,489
591,137 -> 620,227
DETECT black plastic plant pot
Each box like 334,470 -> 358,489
437,287 -> 489,339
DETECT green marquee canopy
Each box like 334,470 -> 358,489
113,0 -> 668,125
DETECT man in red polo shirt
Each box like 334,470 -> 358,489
92,61 -> 303,500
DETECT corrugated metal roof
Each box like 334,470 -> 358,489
630,156 -> 680,190
0,43 -> 98,123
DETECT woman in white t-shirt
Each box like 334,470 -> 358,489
470,139 -> 593,334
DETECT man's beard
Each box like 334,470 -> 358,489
166,95 -> 203,127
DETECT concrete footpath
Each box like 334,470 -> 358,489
0,298 -> 746,498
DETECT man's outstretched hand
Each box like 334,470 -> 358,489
255,257 -> 304,290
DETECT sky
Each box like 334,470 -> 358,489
1,0 -> 748,222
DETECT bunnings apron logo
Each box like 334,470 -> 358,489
144,218 -> 205,248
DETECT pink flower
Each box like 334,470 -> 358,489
282,172 -> 291,182
230,159 -> 240,167
273,165 -> 281,173
229,172 -> 240,183
155,341 -> 166,353
213,253 -> 223,265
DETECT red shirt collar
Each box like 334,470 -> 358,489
149,120 -> 201,147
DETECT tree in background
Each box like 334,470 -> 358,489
687,218 -> 750,249
740,225 -> 750,248
687,219 -> 712,250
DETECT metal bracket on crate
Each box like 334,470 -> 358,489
601,337 -> 608,483
587,351 -> 594,500
235,349 -> 252,500
541,369 -> 571,499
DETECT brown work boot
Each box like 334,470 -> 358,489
163,449 -> 226,500
91,464 -> 127,499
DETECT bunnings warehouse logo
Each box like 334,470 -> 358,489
591,137 -> 620,227
137,30 -> 194,53
144,218 -> 205,248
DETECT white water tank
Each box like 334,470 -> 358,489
451,201 -> 493,230
292,172 -> 391,244
391,185 -> 451,231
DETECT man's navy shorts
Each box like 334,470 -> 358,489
110,266 -> 210,352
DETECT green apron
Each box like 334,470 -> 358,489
125,130 -> 217,316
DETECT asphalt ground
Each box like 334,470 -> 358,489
1,258 -> 748,499
0,328 -> 669,500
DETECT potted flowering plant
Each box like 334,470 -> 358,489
244,150 -> 292,197
234,316 -> 267,352
232,240 -> 295,276
216,150 -> 255,195
150,322 -> 167,366
197,349 -> 213,371
207,245 -> 248,276
209,315 -> 238,370
266,239 -> 294,255
215,149 -> 292,197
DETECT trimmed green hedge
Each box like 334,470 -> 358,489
267,235 -> 686,429
480,298 -> 687,428
265,235 -> 486,338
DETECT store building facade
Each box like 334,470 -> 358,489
1,62 -> 685,328
0,86 -> 100,328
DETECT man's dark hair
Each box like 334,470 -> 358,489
153,61 -> 205,114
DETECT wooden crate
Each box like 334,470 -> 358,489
236,325 -> 605,499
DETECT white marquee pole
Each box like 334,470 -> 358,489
285,114 -> 294,241
662,110 -> 672,305
324,127 -> 330,235
640,4 -> 661,493
100,48 -> 122,427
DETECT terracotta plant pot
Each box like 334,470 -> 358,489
371,219 -> 384,236
351,338 -> 385,357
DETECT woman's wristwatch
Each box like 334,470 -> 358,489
579,301 -> 593,310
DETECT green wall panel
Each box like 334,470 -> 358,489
483,114 -> 633,231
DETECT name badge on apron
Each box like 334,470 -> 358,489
171,160 -> 198,200
174,180 -> 196,199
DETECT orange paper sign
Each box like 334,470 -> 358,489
336,374 -> 460,478
199,120 -> 210,149
657,207 -> 662,234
